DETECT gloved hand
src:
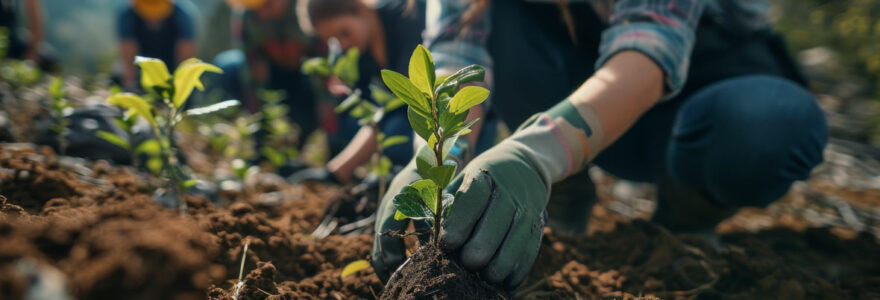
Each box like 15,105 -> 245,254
440,140 -> 549,288
371,159 -> 422,282
441,101 -> 605,289
287,167 -> 341,184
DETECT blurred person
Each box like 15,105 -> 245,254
1,0 -> 54,70
291,0 -> 494,184
117,0 -> 197,89
214,0 -> 317,145
371,0 -> 828,289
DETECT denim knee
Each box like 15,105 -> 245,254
668,75 -> 827,207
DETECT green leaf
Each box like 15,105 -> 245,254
411,179 -> 438,214
95,130 -> 131,151
434,64 -> 486,97
183,179 -> 199,189
381,135 -> 409,149
393,210 -> 408,221
415,145 -> 437,178
383,98 -> 405,112
135,56 -> 172,90
134,139 -> 162,156
448,86 -> 489,114
393,186 -> 433,220
407,107 -> 433,141
427,162 -> 457,189
334,89 -> 362,113
146,157 -> 163,175
441,135 -> 458,161
439,96 -> 467,132
49,77 -> 64,100
381,70 -> 429,114
370,84 -> 396,105
334,48 -> 360,86
374,156 -> 392,177
261,146 -> 286,166
95,130 -> 130,151
442,193 -> 454,217
408,45 -> 435,96
302,57 -> 330,77
107,93 -> 156,128
185,100 -> 240,116
172,58 -> 223,108
434,74 -> 451,90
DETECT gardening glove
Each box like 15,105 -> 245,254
441,100 -> 605,289
287,167 -> 341,184
371,158 -> 421,282
372,138 -> 473,282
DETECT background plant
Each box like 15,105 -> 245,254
106,56 -> 239,213
382,45 -> 488,244
303,40 -> 408,200
47,77 -> 71,156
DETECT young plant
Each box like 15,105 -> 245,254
304,39 -> 409,200
381,45 -> 488,244
256,89 -> 299,168
47,77 -> 71,156
94,107 -> 163,172
106,56 -> 240,213
335,85 -> 408,200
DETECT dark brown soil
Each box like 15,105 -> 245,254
381,243 -> 506,300
1,143 -> 880,300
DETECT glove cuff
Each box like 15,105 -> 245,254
508,99 -> 604,184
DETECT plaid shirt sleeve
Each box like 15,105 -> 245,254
596,0 -> 707,99
424,0 -> 493,85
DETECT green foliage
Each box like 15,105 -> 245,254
383,45 -> 488,241
256,89 -> 299,167
774,0 -> 880,96
302,47 -> 360,87
106,56 -> 238,213
47,77 -> 72,155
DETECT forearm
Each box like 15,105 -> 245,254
25,0 -> 43,52
569,51 -> 663,150
120,42 -> 138,87
176,41 -> 197,63
504,51 -> 662,185
327,125 -> 378,182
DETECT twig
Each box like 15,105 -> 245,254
233,240 -> 251,300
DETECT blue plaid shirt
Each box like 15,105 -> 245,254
425,0 -> 771,100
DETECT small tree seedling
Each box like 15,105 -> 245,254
106,56 -> 240,214
256,89 -> 300,168
47,77 -> 71,156
304,40 -> 408,201
381,45 -> 488,244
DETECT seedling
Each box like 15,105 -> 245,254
47,77 -> 71,156
95,109 -> 164,173
304,40 -> 408,200
256,89 -> 299,168
106,56 -> 240,214
381,45 -> 488,244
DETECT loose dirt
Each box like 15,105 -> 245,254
1,144 -> 879,299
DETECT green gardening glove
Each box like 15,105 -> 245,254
441,100 -> 605,289
371,158 -> 421,282
440,140 -> 549,288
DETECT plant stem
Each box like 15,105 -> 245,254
430,94 -> 444,246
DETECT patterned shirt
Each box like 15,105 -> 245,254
425,0 -> 771,100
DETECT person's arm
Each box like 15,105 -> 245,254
23,0 -> 43,62
438,0 -> 707,289
425,0 -> 492,148
175,4 -> 198,62
120,41 -> 139,89
326,126 -> 378,182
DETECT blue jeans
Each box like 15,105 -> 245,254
593,75 -> 827,207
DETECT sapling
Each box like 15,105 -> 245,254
381,45 -> 488,244
106,56 -> 240,214
303,41 -> 408,201
47,77 -> 71,156
256,89 -> 300,168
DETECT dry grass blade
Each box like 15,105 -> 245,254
233,240 -> 250,300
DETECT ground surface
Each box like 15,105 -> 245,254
0,143 -> 878,299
